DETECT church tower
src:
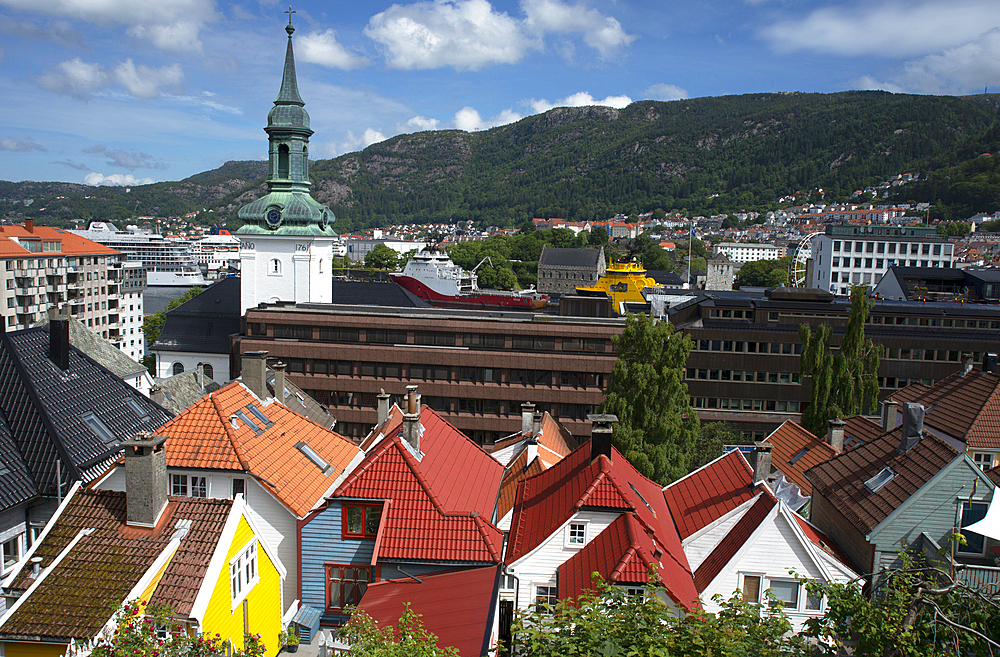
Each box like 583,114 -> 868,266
237,12 -> 339,316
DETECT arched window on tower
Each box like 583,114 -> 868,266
303,145 -> 308,179
278,144 -> 290,179
270,258 -> 281,275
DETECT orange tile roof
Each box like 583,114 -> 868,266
495,449 -> 543,523
1,225 -> 119,256
157,382 -> 362,517
765,421 -> 840,495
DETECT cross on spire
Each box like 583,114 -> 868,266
285,6 -> 296,35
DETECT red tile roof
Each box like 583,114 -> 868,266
359,566 -> 499,657
1,489 -> 231,639
892,369 -> 1000,450
335,407 -> 504,563
662,450 -> 756,540
495,449 -> 543,524
157,382 -> 362,518
490,412 -> 577,468
693,492 -> 775,592
805,429 -> 958,535
1,225 -> 120,256
505,443 -> 698,608
558,513 -> 673,600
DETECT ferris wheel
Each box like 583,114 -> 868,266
789,232 -> 822,287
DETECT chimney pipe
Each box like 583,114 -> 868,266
29,556 -> 42,579
960,356 -> 974,377
520,402 -> 535,436
196,362 -> 204,390
827,418 -> 846,452
532,411 -> 542,439
587,413 -> 618,461
123,432 -> 168,528
984,353 -> 999,374
402,385 -> 421,454
272,362 -> 286,402
899,402 -> 925,454
49,318 -> 70,370
241,351 -> 268,399
752,442 -> 772,484
150,385 -> 166,407
882,399 -> 899,432
377,388 -> 391,426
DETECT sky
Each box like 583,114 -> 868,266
0,0 -> 998,186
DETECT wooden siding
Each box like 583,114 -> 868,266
810,492 -> 874,575
299,500 -> 375,621
508,510 -> 619,610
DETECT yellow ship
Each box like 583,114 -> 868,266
575,259 -> 662,312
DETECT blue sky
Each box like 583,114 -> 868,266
0,0 -> 998,185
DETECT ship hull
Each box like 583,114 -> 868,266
391,274 -> 545,310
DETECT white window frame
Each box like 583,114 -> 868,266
171,474 -> 188,496
2,532 -> 25,575
230,538 -> 259,610
191,476 -> 207,498
739,572 -> 764,603
972,452 -> 996,471
565,520 -> 589,548
767,578 -> 800,610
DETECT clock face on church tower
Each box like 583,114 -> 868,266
266,208 -> 281,228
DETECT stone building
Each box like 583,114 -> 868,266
536,246 -> 605,296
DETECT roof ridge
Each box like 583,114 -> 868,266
471,514 -> 502,563
334,431 -> 397,495
210,388 -> 249,471
394,437 -> 448,513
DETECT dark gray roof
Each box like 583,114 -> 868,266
538,246 -> 602,268
35,311 -> 146,378
965,268 -> 1000,283
151,277 -> 242,355
331,280 -> 432,307
152,370 -> 222,416
266,371 -> 337,431
0,411 -> 38,511
647,270 -> 684,286
0,326 -> 172,499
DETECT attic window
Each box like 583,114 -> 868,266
245,405 -> 274,428
788,448 -> 809,465
865,467 -> 895,493
629,482 -> 656,517
295,441 -> 334,476
82,413 -> 116,446
125,398 -> 150,422
234,411 -> 262,434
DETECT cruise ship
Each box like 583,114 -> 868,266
71,222 -> 207,286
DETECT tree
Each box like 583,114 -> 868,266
690,421 -> 743,471
588,226 -> 608,245
338,604 -> 459,656
798,287 -> 883,437
600,313 -> 700,485
734,256 -> 793,288
364,244 -> 400,270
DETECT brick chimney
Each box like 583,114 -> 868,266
150,385 -> 166,407
587,413 -> 618,461
402,385 -> 421,454
377,389 -> 391,426
882,399 -> 899,432
49,318 -> 70,370
532,410 -> 542,438
25,220 -> 33,233
521,402 -> 535,436
123,432 -> 168,528
273,362 -> 286,403
827,418 -> 846,452
241,351 -> 268,399
752,442 -> 772,484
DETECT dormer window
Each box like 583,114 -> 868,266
865,467 -> 895,493
565,520 -> 588,547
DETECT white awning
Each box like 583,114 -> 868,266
965,495 -> 1000,542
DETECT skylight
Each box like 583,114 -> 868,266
295,441 -> 333,476
81,412 -> 116,446
865,467 -> 895,493
629,482 -> 656,516
245,404 -> 274,428
788,448 -> 809,465
125,398 -> 150,422
234,411 -> 262,434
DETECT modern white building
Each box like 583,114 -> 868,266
712,242 -> 785,263
343,237 -> 428,263
810,224 -> 953,294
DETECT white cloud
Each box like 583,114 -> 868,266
761,0 -> 1000,58
335,128 -> 389,154
365,0 -> 535,70
454,106 -> 521,131
890,27 -> 1000,94
529,91 -> 631,113
298,29 -> 368,69
521,0 -> 636,59
644,83 -> 689,101
0,0 -> 217,53
84,172 -> 155,186
38,57 -> 184,99
853,75 -> 907,94
1,136 -> 47,152
405,115 -> 440,131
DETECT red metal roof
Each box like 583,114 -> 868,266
693,492 -> 775,592
505,442 -> 698,608
335,407 -> 504,563
791,514 -> 854,570
662,450 -> 756,540
359,566 -> 500,657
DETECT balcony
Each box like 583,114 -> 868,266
66,280 -> 84,291
957,564 -> 1000,595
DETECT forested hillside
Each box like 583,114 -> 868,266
3,91 -> 997,230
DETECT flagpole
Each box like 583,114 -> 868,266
687,216 -> 693,289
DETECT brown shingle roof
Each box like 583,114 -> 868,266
892,369 -> 1000,450
765,421 -> 839,496
805,429 -> 958,536
1,489 -> 231,640
495,449 -> 543,523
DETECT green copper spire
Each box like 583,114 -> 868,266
236,11 -> 337,237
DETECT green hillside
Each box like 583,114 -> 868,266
3,91 -> 998,230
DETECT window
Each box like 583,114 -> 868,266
959,501 -> 989,554
230,539 -> 258,608
343,505 -> 382,539
741,574 -> 761,602
535,585 -> 558,611
972,452 -> 995,470
172,474 -> 188,496
203,364 -> 214,379
326,564 -> 373,611
769,580 -> 799,608
566,522 -> 587,546
2,534 -> 23,573
414,331 -> 456,347
232,478 -> 245,499
82,412 -> 116,445
464,333 -> 505,349
191,476 -> 207,497
173,362 -> 184,375
366,329 -> 407,344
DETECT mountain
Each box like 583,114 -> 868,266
3,91 -> 998,230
